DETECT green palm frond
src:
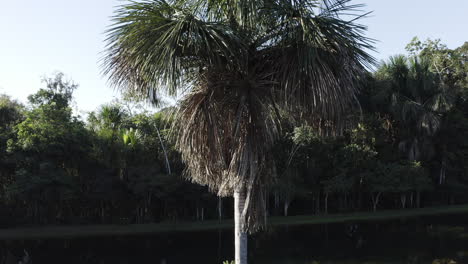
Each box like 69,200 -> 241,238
259,0 -> 375,120
123,128 -> 141,146
376,53 -> 458,161
103,0 -> 246,105
424,92 -> 454,113
419,111 -> 440,136
99,104 -> 127,129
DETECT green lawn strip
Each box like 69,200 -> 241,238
1,204 -> 468,240
269,204 -> 468,226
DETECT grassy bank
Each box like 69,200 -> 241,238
2,204 -> 468,240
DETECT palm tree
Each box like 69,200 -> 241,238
103,0 -> 374,263
374,56 -> 454,162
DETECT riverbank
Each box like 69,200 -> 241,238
2,204 -> 468,240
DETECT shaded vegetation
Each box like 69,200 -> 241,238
0,38 -> 467,229
2,204 -> 468,240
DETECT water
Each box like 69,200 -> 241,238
1,215 -> 468,264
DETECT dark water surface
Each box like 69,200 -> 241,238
2,214 -> 468,264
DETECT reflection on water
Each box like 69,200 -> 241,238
1,214 -> 468,264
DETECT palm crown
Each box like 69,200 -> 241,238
374,55 -> 454,161
103,0 -> 374,232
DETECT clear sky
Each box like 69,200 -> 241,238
0,0 -> 467,113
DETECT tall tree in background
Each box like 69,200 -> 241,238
406,38 -> 468,90
405,38 -> 468,187
373,55 -> 454,162
103,0 -> 374,263
7,73 -> 91,224
0,95 -> 23,202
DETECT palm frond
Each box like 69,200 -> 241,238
172,70 -> 279,232
102,0 -> 245,106
258,0 -> 375,125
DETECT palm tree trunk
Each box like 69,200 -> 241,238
324,192 -> 329,214
217,196 -> 223,222
416,191 -> 421,208
234,188 -> 248,264
155,126 -> 171,174
284,199 -> 290,217
371,192 -> 381,212
315,193 -> 320,214
410,192 -> 414,208
400,193 -> 406,209
274,191 -> 279,215
439,161 -> 446,185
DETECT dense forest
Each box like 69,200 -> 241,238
0,38 -> 466,227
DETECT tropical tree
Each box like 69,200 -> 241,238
405,39 -> 468,189
102,0 -> 374,263
288,124 -> 333,214
12,74 -> 90,172
5,73 -> 91,224
373,55 -> 454,162
0,95 -> 23,202
366,161 -> 397,212
406,38 -> 468,90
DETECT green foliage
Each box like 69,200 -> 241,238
0,95 -> 23,157
292,125 -> 321,147
0,95 -> 23,126
431,259 -> 458,264
28,72 -> 77,109
407,37 -> 467,89
372,51 -> 456,161
322,171 -> 354,195
2,38 -> 468,227
11,83 -> 91,174
0,95 -> 24,201
6,163 -> 75,202
325,123 -> 377,192
342,123 -> 378,165
368,161 -> 432,194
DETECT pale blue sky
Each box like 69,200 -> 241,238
0,0 -> 467,112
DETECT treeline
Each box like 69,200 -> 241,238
0,75 -> 209,226
0,38 -> 467,227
